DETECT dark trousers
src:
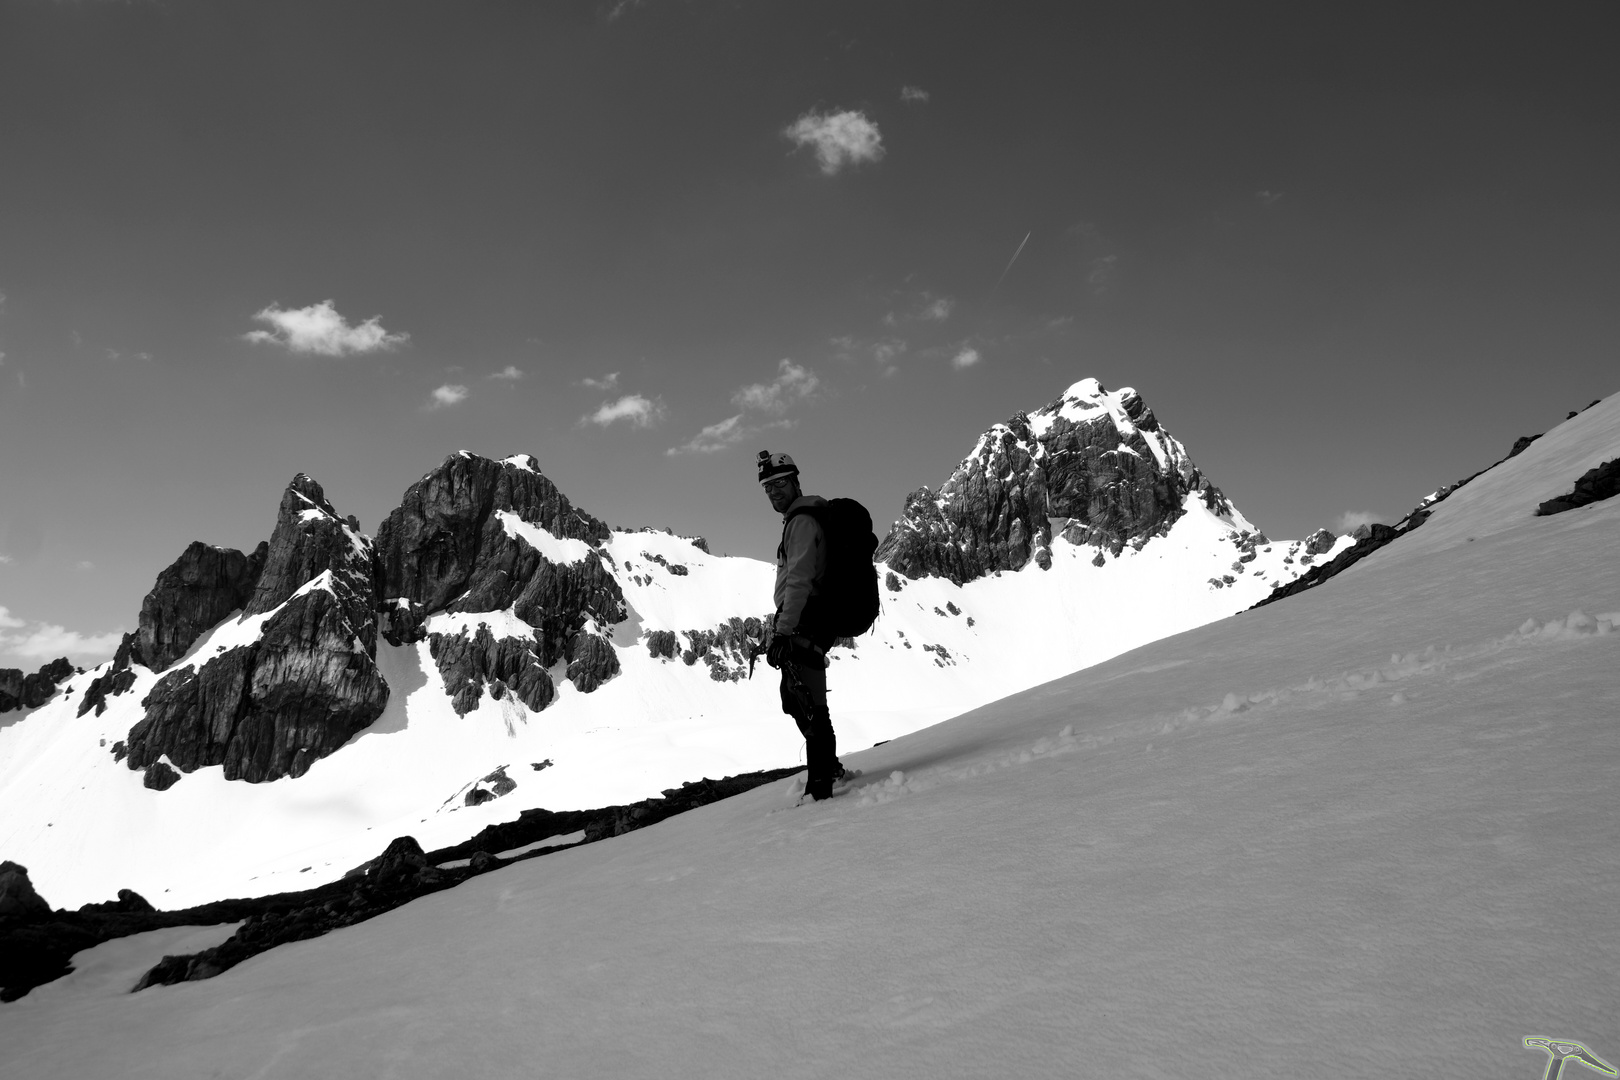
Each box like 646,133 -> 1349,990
779,651 -> 838,790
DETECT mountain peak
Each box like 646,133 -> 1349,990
877,377 -> 1236,584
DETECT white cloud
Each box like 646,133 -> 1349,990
584,394 -> 666,429
0,553 -> 13,565
1256,190 -> 1284,205
580,372 -> 620,392
666,415 -> 792,457
1087,254 -> 1118,296
0,607 -> 122,663
489,365 -> 524,381
783,110 -> 885,175
832,335 -> 908,377
1333,511 -> 1383,535
429,384 -> 470,409
668,414 -> 745,455
668,360 -> 818,455
75,560 -> 95,571
884,293 -> 953,326
900,85 -> 930,104
951,346 -> 981,370
244,300 -> 409,356
731,360 -> 819,414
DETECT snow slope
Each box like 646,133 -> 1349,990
0,485 -> 1341,910
1,394 -> 1614,1079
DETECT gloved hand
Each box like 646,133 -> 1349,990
765,634 -> 793,669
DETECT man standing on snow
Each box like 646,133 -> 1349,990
759,451 -> 845,801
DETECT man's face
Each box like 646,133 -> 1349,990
763,475 -> 799,512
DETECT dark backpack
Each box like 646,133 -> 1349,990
786,498 -> 881,639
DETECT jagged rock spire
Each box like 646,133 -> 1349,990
877,379 -> 1234,584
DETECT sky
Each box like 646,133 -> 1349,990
1,0 -> 1616,667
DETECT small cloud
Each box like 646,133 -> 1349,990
1332,510 -> 1383,534
244,300 -> 409,356
429,384 -> 470,409
731,360 -> 819,415
1256,190 -> 1284,205
885,293 -> 953,325
900,85 -> 930,104
580,372 -> 620,392
666,414 -> 792,456
668,360 -> 821,455
668,414 -> 743,455
605,0 -> 645,19
15,371 -> 24,389
783,109 -> 885,175
0,606 -> 122,663
583,394 -> 666,429
75,560 -> 95,572
831,335 -> 907,377
0,350 -> 6,366
1087,254 -> 1119,296
951,346 -> 981,370
0,553 -> 13,565
488,365 -> 525,381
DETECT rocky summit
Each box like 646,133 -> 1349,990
121,475 -> 388,783
877,379 -> 1235,584
87,453 -> 637,786
374,452 -> 626,711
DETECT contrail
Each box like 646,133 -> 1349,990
993,230 -> 1032,292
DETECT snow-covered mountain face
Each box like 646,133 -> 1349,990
0,379 -> 1350,908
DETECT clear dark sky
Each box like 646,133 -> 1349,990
1,0 -> 1615,664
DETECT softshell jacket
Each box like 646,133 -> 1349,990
773,494 -> 828,640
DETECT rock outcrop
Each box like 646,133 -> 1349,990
427,624 -> 555,715
373,452 -> 612,629
138,542 -> 269,671
877,380 -> 1233,584
78,543 -> 268,717
643,617 -> 767,682
1535,458 -> 1620,516
0,658 -> 76,714
0,861 -> 51,918
122,475 -> 388,783
376,453 -> 627,712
